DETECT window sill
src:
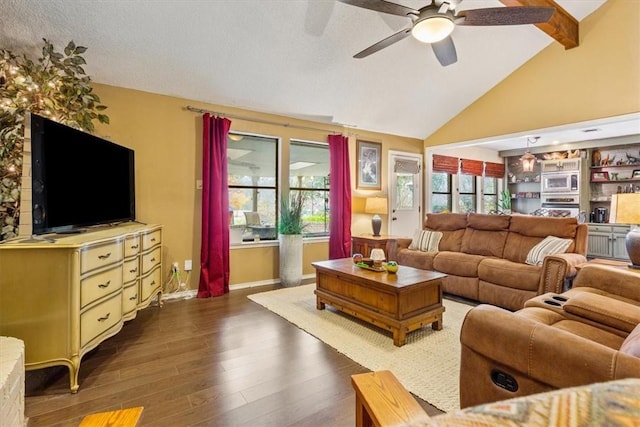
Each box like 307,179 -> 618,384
230,235 -> 329,249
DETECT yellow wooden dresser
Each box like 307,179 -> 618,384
0,223 -> 162,392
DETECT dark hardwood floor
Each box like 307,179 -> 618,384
25,285 -> 442,426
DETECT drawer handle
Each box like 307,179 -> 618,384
129,268 -> 138,273
98,252 -> 112,260
150,258 -> 156,262
130,244 -> 139,249
150,280 -> 156,286
98,280 -> 111,289
97,313 -> 111,322
129,294 -> 138,301
150,238 -> 156,242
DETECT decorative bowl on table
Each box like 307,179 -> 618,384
384,261 -> 398,273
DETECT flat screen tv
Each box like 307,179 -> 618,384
30,114 -> 135,235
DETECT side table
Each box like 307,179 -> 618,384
351,235 -> 398,260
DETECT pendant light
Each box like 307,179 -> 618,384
520,136 -> 539,172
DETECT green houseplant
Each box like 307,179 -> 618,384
0,39 -> 109,240
498,189 -> 512,214
278,191 -> 306,287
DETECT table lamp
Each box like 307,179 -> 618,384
610,193 -> 640,269
365,197 -> 388,237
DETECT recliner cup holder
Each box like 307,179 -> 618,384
551,295 -> 568,302
544,299 -> 562,307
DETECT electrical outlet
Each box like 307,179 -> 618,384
184,259 -> 192,271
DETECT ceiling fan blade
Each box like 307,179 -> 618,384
457,6 -> 555,26
338,0 -> 418,17
431,36 -> 457,67
354,27 -> 412,58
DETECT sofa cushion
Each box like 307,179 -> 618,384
460,214 -> 510,258
425,213 -> 467,252
397,249 -> 438,271
620,323 -> 640,357
509,215 -> 578,239
425,212 -> 468,230
408,230 -> 442,252
478,258 -> 541,291
525,236 -> 573,266
433,251 -> 484,277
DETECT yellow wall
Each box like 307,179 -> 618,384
424,0 -> 640,147
91,85 -> 422,288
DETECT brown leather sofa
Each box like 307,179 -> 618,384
394,212 -> 588,310
459,264 -> 640,408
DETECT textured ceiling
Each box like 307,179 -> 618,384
1,0 -> 613,142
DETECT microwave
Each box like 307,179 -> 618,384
541,171 -> 579,193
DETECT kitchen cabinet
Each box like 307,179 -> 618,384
586,224 -> 630,261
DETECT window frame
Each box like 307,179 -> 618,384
289,139 -> 330,238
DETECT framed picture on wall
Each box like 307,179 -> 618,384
591,171 -> 609,182
357,140 -> 381,190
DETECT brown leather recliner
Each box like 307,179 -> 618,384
459,264 -> 640,408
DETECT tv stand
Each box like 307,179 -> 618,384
0,223 -> 162,393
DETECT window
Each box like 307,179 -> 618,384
458,174 -> 476,213
227,133 -> 277,241
482,176 -> 498,213
289,140 -> 330,237
431,172 -> 452,213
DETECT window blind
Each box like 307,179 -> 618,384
460,159 -> 483,176
432,154 -> 459,174
484,162 -> 506,178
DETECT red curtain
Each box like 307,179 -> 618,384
198,114 -> 231,298
328,134 -> 352,259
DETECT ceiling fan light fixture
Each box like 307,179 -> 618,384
411,15 -> 454,43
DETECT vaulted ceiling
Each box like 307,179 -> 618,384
1,0 -> 613,143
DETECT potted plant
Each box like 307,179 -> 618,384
498,189 -> 512,214
278,191 -> 306,287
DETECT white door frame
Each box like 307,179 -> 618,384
388,151 -> 423,237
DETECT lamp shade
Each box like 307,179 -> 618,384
610,193 -> 640,269
365,197 -> 388,215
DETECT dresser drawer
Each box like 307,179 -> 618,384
124,234 -> 141,258
81,265 -> 123,308
123,258 -> 139,284
122,283 -> 139,315
80,292 -> 122,348
141,229 -> 161,251
141,247 -> 161,275
81,241 -> 123,274
140,266 -> 161,303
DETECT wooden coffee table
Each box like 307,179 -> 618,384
312,258 -> 447,347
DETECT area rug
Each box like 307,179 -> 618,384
248,284 -> 473,413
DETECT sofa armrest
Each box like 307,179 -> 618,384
538,253 -> 587,294
563,292 -> 640,333
573,265 -> 640,303
351,370 -> 430,427
395,237 -> 412,251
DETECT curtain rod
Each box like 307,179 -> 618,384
185,105 -> 348,135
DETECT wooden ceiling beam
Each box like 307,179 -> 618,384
500,0 -> 579,49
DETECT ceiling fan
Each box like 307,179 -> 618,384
339,0 -> 555,66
